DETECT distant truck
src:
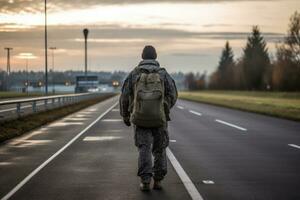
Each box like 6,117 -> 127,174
75,75 -> 98,93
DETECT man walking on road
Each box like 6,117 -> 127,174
120,45 -> 177,191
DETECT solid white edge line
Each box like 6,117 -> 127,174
189,110 -> 202,116
166,147 -> 204,200
215,119 -> 247,131
1,101 -> 119,200
288,144 -> 300,149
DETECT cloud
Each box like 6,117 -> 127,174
0,0 -> 283,13
0,24 -> 284,44
170,53 -> 210,57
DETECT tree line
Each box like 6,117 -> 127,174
186,11 -> 300,91
0,70 -> 127,90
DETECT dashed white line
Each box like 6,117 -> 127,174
0,102 -> 118,200
215,119 -> 247,132
189,110 -> 202,116
83,136 -> 122,141
166,148 -> 204,200
177,106 -> 184,110
169,139 -> 177,143
202,180 -> 215,185
288,144 -> 300,149
48,122 -> 84,127
102,119 -> 123,122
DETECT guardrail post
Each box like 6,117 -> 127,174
0,93 -> 100,120
44,99 -> 48,110
32,101 -> 37,113
16,103 -> 21,117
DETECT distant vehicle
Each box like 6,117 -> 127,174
75,75 -> 98,93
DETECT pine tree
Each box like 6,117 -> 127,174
217,41 -> 235,89
218,41 -> 234,72
273,11 -> 300,91
242,26 -> 270,90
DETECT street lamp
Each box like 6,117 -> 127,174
49,47 -> 57,94
25,56 -> 29,95
4,47 -> 13,91
83,28 -> 89,81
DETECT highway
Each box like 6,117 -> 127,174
0,95 -> 299,200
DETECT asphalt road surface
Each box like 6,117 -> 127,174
0,96 -> 299,200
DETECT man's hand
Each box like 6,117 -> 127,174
123,117 -> 131,127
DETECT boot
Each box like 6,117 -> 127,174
140,182 -> 150,191
153,180 -> 162,190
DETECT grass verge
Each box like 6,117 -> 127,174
0,93 -> 116,143
179,91 -> 300,121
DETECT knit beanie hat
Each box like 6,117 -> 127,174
142,45 -> 157,60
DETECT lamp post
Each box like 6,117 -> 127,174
25,56 -> 29,95
44,0 -> 48,95
4,47 -> 13,90
49,47 -> 56,94
83,28 -> 89,81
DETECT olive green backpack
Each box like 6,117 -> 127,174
130,68 -> 166,128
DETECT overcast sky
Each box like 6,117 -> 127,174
0,0 -> 299,73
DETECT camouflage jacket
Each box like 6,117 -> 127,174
119,59 -> 178,121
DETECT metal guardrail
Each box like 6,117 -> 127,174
0,93 -> 103,118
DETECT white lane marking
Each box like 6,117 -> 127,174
87,108 -> 97,112
288,144 -> 300,149
202,180 -> 215,184
13,140 -> 53,148
74,114 -> 91,118
0,101 -> 118,200
112,108 -> 120,112
78,111 -> 94,114
83,136 -> 122,141
8,129 -> 49,146
102,119 -> 122,122
64,117 -> 89,121
166,148 -> 204,200
105,130 -> 122,133
189,110 -> 202,116
48,122 -> 84,127
177,106 -> 184,110
0,162 -> 13,166
215,119 -> 247,132
169,139 -> 177,143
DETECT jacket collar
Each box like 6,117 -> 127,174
138,59 -> 160,67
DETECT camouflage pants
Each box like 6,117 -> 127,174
134,125 -> 169,184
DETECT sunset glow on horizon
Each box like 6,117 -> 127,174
0,0 -> 299,73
